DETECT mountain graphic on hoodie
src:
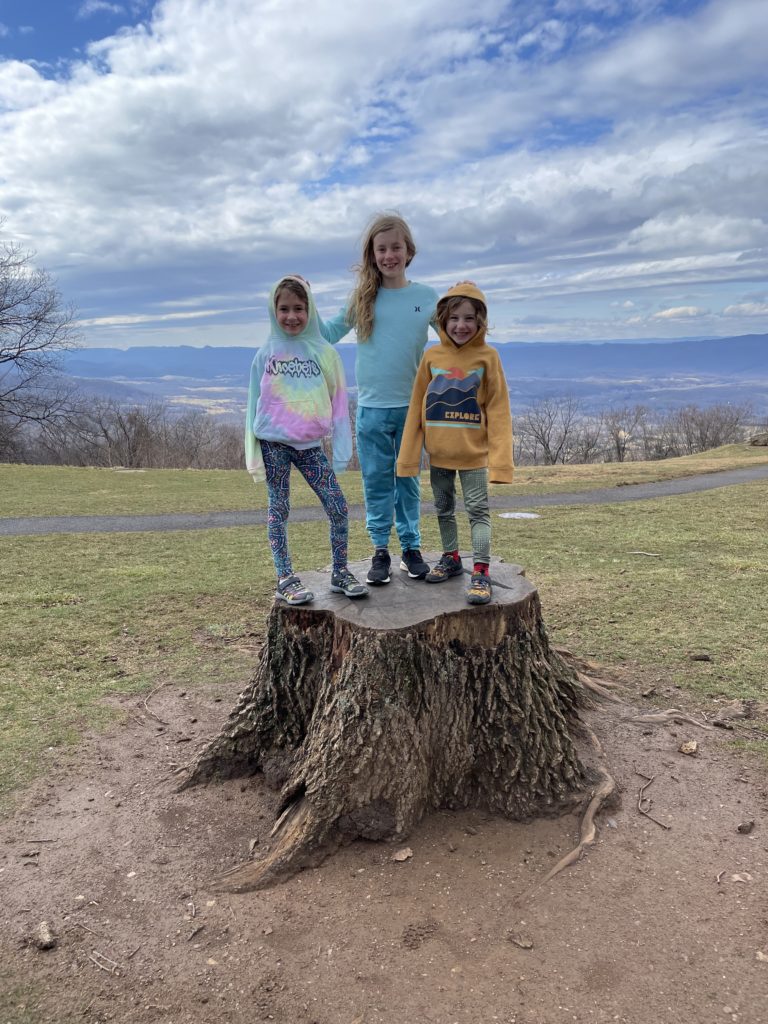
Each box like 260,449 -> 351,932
425,366 -> 485,427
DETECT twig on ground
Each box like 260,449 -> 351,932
126,945 -> 141,959
88,950 -> 121,974
23,838 -> 57,843
636,773 -> 671,830
141,682 -> 169,724
628,550 -> 661,556
716,870 -> 726,884
65,922 -> 101,937
188,900 -> 196,919
187,925 -> 205,941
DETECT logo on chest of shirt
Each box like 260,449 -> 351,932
426,366 -> 484,426
265,355 -> 321,379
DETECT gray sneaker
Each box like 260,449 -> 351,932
330,569 -> 369,599
426,553 -> 464,583
276,575 -> 314,605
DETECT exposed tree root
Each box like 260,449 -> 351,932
516,767 -> 617,903
623,709 -> 713,730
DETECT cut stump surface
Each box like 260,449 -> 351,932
181,556 -> 592,890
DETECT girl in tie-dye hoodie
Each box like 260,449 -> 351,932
246,276 -> 367,604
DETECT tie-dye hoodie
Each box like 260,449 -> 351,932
245,278 -> 353,483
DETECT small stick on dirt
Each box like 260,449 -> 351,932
624,709 -> 712,731
636,773 -> 671,830
23,838 -> 57,843
126,945 -> 141,959
516,768 -> 616,902
716,870 -> 726,884
188,900 -> 196,919
88,950 -> 121,974
227,902 -> 237,920
141,682 -> 169,724
187,925 -> 205,941
66,922 -> 101,937
80,997 -> 96,1017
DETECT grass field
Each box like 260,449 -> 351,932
1,443 -> 767,517
1,448 -> 767,808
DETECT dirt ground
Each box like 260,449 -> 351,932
2,668 -> 767,1024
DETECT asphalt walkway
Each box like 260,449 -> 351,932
2,463 -> 767,537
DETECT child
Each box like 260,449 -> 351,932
319,214 -> 439,585
245,276 -> 368,604
396,283 -> 513,605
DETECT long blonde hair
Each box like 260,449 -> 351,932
349,213 -> 416,342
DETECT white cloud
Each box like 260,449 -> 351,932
78,2 -> 125,18
723,302 -> 768,317
653,306 -> 707,320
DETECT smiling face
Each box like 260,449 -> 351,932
371,227 -> 409,288
445,299 -> 479,346
275,288 -> 308,335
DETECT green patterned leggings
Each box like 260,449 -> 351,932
429,466 -> 491,564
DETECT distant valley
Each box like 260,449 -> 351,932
61,334 -> 768,419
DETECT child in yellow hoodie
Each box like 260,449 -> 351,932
396,283 -> 513,604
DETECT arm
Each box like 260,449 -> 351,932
485,351 -> 514,484
244,349 -> 266,483
324,349 -> 353,475
396,357 -> 430,477
318,305 -> 354,345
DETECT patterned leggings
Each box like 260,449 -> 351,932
261,441 -> 348,579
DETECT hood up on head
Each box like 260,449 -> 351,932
436,281 -> 488,349
268,276 -> 323,342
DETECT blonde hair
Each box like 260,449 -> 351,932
275,277 -> 308,308
436,294 -> 488,335
349,213 -> 416,342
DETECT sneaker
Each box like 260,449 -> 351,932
276,575 -> 314,605
466,571 -> 492,605
330,569 -> 369,599
400,548 -> 429,579
426,552 -> 464,583
366,547 -> 391,585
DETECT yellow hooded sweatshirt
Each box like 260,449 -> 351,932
396,283 -> 514,483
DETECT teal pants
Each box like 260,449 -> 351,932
356,405 -> 421,551
430,466 -> 490,563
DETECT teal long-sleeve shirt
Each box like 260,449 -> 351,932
319,281 -> 439,408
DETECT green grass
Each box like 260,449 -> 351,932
2,443 -> 767,517
1,462 -> 767,809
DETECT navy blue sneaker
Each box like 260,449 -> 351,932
366,547 -> 391,585
400,549 -> 429,579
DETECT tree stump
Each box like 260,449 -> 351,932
180,557 -> 593,891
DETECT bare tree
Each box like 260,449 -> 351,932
516,396 -> 584,465
0,230 -> 79,457
603,405 -> 648,462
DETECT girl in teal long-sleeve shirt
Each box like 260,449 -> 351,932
319,213 -> 439,586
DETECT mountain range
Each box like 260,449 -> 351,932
61,334 -> 768,418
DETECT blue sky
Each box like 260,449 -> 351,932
1,0 -> 767,348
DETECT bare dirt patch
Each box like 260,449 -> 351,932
2,679 -> 767,1024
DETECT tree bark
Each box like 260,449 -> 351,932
180,558 -> 591,890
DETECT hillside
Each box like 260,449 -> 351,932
60,333 -> 768,416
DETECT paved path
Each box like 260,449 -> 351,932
2,463 -> 767,537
